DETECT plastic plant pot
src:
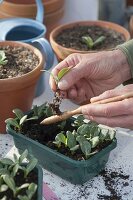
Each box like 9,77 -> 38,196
35,165 -> 43,200
7,120 -> 117,185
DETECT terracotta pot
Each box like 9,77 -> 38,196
126,0 -> 133,6
0,0 -> 64,17
45,7 -> 64,39
49,20 -> 131,61
0,41 -> 44,133
129,15 -> 133,38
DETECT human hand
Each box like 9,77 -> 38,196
50,50 -> 131,104
82,85 -> 133,129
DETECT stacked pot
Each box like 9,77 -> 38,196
0,0 -> 65,39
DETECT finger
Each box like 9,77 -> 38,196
67,85 -> 78,99
49,59 -> 74,91
82,98 -> 133,117
58,61 -> 89,90
84,115 -> 133,129
91,85 -> 133,103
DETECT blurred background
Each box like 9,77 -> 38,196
0,0 -> 133,39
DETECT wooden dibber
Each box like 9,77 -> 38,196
41,92 -> 133,125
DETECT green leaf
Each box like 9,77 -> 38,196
70,145 -> 79,151
90,136 -> 100,148
12,164 -> 19,177
46,106 -> 53,117
19,115 -> 28,125
100,128 -> 109,140
77,124 -> 91,136
76,136 -> 91,157
19,149 -> 28,164
26,183 -> 37,199
0,158 -> 14,166
82,36 -> 94,49
54,132 -> 67,146
16,183 -> 29,195
108,129 -> 116,140
25,158 -> 38,177
5,118 -> 19,128
13,109 -> 24,120
0,51 -> 8,66
57,67 -> 71,81
76,115 -> 84,123
13,154 -> 18,163
18,195 -> 29,200
1,196 -> 7,200
0,168 -> 9,175
27,116 -> 38,121
2,175 -> 16,195
58,120 -> 66,130
66,131 -> 77,149
93,36 -> 106,47
0,184 -> 8,192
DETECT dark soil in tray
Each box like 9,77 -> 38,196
0,170 -> 38,200
55,25 -> 125,51
20,115 -> 111,161
0,46 -> 39,79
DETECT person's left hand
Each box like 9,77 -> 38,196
81,84 -> 133,129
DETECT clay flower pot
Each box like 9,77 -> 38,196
50,20 -> 130,61
0,41 -> 44,133
129,15 -> 133,38
0,0 -> 65,39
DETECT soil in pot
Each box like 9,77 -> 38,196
0,46 -> 39,79
55,25 -> 125,51
0,170 -> 38,200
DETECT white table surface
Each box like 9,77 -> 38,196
1,1 -> 133,199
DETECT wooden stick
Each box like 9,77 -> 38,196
40,92 -> 133,125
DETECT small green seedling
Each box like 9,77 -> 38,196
53,116 -> 116,159
42,67 -> 71,86
0,50 -> 8,65
0,150 -> 38,199
82,35 -> 106,49
5,108 -> 38,131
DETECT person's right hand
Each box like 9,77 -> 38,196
49,50 -> 131,104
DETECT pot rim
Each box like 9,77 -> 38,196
50,20 -> 131,54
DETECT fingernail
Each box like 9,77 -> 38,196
58,80 -> 68,90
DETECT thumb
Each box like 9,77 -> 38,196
58,62 -> 86,90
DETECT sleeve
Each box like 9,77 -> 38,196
117,40 -> 133,78
116,39 -> 133,85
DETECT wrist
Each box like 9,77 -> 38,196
112,49 -> 132,83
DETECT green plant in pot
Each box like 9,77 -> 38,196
50,20 -> 130,61
0,41 -> 44,134
6,104 -> 117,184
0,149 -> 43,200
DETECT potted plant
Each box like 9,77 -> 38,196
0,149 -> 43,200
6,103 -> 117,184
49,20 -> 130,61
0,41 -> 44,133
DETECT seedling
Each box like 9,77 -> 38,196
42,67 -> 72,114
82,35 -> 106,49
0,51 -> 8,65
0,150 -> 38,199
53,116 -> 116,159
5,108 -> 38,131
